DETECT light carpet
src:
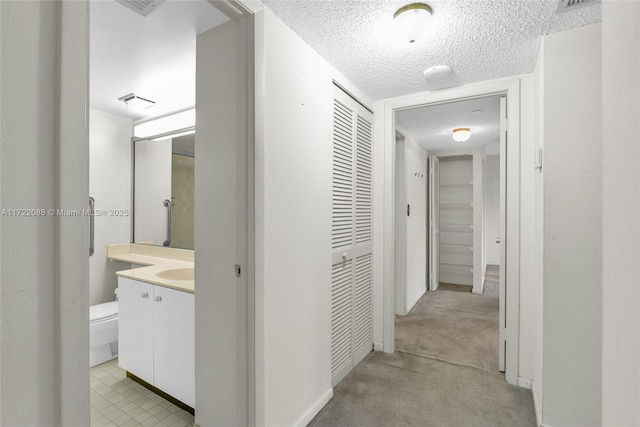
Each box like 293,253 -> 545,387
309,268 -> 536,427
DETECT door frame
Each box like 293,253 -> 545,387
58,0 -> 257,424
426,149 -> 484,293
376,78 -> 521,385
394,131 -> 407,315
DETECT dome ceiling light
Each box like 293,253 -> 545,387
452,127 -> 471,142
393,3 -> 433,44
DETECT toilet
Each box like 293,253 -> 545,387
89,300 -> 119,367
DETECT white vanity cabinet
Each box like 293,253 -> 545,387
118,277 -> 195,408
118,278 -> 155,385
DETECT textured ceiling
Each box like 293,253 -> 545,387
90,0 -> 228,120
396,95 -> 501,153
261,0 -> 601,100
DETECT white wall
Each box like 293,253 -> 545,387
254,8 -> 372,426
601,1 -> 640,425
484,155 -> 500,266
542,23 -> 602,426
89,109 -> 132,305
0,3 -> 60,423
1,1 -> 91,425
404,134 -> 427,311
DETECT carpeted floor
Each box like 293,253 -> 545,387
309,267 -> 537,427
395,282 -> 500,372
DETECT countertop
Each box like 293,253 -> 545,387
108,243 -> 194,293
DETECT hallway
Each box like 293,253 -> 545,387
310,271 -> 536,426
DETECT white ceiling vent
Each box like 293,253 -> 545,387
556,0 -> 600,14
115,0 -> 165,17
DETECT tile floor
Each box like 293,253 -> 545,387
90,358 -> 195,427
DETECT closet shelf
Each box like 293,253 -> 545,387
440,203 -> 473,210
440,182 -> 473,189
439,244 -> 473,255
440,225 -> 473,233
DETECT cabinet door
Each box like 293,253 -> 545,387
153,286 -> 195,407
118,277 -> 154,385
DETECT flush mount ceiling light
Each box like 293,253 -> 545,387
118,93 -> 156,111
393,3 -> 433,44
452,127 -> 471,142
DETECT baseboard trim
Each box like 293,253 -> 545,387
373,341 -> 384,352
517,377 -> 532,389
291,388 -> 333,427
532,381 -> 542,427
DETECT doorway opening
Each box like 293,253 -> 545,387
88,1 -> 226,424
393,95 -> 504,373
380,79 -> 520,385
83,1 -> 255,425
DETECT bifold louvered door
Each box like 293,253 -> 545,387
331,86 -> 373,387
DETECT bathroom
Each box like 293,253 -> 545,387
88,0 -> 227,425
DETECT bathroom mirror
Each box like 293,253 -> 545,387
133,134 -> 195,250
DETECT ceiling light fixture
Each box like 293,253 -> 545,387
452,127 -> 471,142
118,93 -> 156,111
134,108 -> 195,139
393,3 -> 433,44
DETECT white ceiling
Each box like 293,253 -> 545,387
260,0 -> 599,150
261,0 -> 601,100
395,95 -> 501,153
90,0 -> 228,120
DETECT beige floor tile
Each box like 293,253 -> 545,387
140,415 -> 162,427
90,358 -> 192,427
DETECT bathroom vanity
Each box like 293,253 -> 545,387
108,244 -> 195,410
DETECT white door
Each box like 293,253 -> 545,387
429,156 -> 440,290
118,277 -> 154,385
331,86 -> 373,386
154,286 -> 195,407
194,17 -> 250,425
499,97 -> 507,372
394,135 -> 407,314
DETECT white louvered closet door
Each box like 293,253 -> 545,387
331,86 -> 373,387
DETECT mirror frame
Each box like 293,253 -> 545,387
130,126 -> 195,248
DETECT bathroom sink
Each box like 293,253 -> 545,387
155,268 -> 194,281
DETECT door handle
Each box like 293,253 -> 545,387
141,292 -> 149,298
89,197 -> 95,256
496,237 -> 501,244
155,296 -> 162,302
407,204 -> 411,217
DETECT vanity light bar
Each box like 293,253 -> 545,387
134,108 -> 195,139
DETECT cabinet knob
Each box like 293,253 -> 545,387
155,296 -> 162,302
141,292 -> 149,298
